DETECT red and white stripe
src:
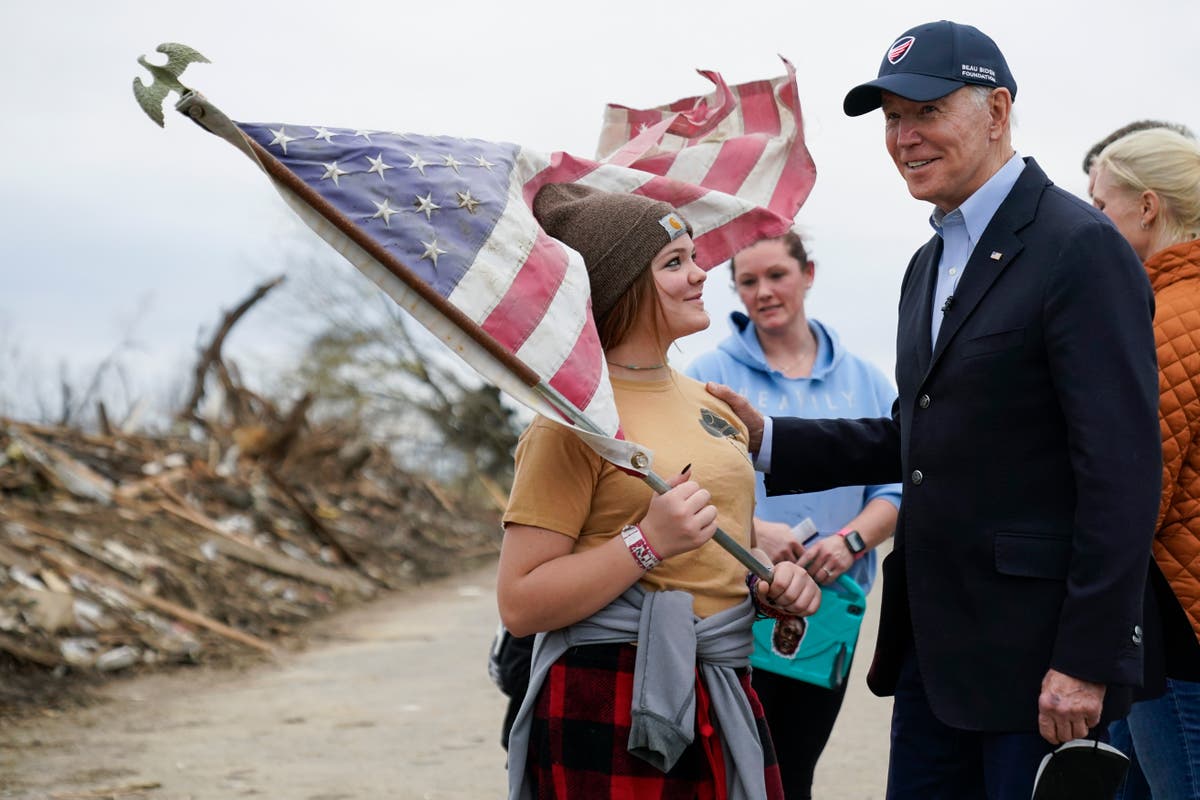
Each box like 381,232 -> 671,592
595,57 -> 816,229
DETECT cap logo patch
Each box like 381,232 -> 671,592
659,212 -> 686,241
888,36 -> 915,64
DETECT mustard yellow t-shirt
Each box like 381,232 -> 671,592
503,370 -> 756,618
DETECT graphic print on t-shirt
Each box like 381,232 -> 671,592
699,408 -> 739,439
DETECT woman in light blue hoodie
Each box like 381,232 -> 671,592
687,231 -> 901,800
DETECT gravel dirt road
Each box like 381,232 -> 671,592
0,562 -> 891,799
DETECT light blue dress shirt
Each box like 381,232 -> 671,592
929,152 -> 1026,344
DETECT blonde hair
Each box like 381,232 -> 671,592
1095,128 -> 1200,244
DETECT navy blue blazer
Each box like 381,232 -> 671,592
765,159 -> 1161,731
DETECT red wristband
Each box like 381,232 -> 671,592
621,524 -> 662,571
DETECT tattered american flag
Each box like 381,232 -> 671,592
181,63 -> 811,471
596,57 -> 815,220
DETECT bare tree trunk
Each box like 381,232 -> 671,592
96,401 -> 113,437
57,363 -> 73,426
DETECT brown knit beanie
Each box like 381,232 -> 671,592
532,183 -> 690,320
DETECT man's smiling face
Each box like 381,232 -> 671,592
882,87 -> 1001,213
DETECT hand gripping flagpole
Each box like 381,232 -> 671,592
135,46 -> 772,583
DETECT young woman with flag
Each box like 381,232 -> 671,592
498,183 -> 820,800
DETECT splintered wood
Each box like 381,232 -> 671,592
0,418 -> 501,704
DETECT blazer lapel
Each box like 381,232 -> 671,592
900,239 -> 941,379
926,157 -> 1049,373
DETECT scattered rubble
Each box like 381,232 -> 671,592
0,417 -> 502,714
0,277 -> 511,716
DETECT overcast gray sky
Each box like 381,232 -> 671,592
3,0 -> 1196,418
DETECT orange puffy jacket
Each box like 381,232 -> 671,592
1147,238 -> 1200,640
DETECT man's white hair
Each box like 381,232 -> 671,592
965,84 -> 994,108
963,83 -> 1016,129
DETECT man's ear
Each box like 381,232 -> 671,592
988,88 -> 1013,140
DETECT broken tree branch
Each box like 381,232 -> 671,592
180,275 -> 285,423
262,466 -> 366,573
157,499 -> 375,596
37,547 -> 276,655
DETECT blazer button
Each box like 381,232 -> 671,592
1132,625 -> 1143,645
911,470 -> 924,485
918,394 -> 931,409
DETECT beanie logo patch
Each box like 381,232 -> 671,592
659,212 -> 686,241
888,36 -> 915,64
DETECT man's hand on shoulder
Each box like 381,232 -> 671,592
704,382 -> 763,453
1038,668 -> 1106,744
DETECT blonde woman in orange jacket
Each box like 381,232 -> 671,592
1092,126 -> 1200,800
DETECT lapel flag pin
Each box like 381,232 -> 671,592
990,251 -> 1003,261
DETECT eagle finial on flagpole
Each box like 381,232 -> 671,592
133,43 -> 210,127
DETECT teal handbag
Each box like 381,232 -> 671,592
749,574 -> 866,689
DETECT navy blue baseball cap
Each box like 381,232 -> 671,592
843,20 -> 1017,116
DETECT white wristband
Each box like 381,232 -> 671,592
620,524 -> 662,571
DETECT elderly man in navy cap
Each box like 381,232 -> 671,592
709,20 -> 1162,797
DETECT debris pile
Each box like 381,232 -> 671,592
0,417 -> 502,711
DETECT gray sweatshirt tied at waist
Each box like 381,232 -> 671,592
506,584 -> 765,800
